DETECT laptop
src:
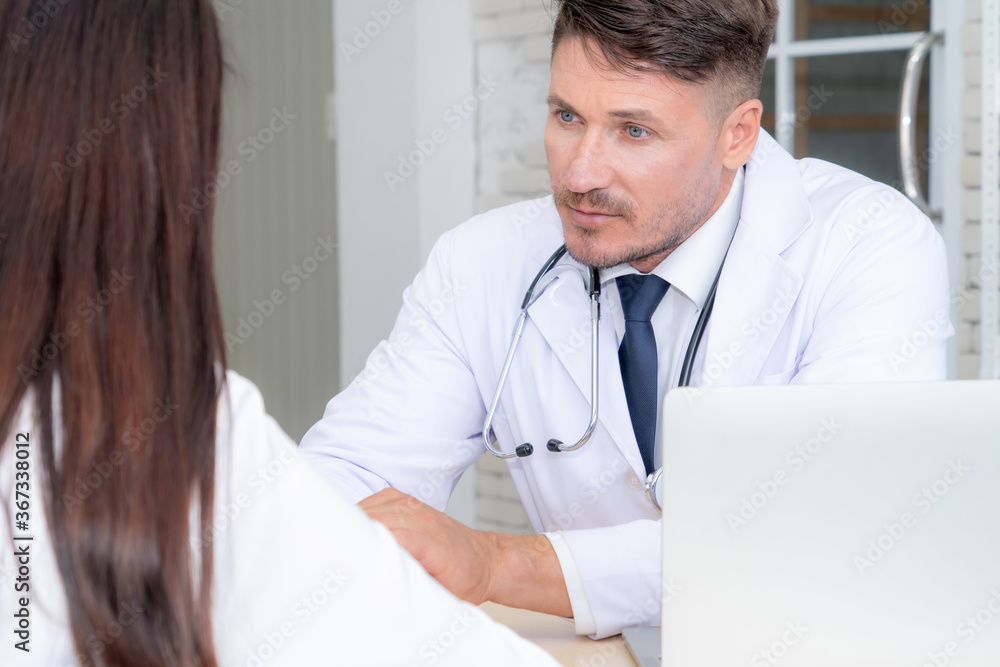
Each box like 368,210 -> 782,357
627,380 -> 1000,666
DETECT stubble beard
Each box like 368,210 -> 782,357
555,178 -> 718,270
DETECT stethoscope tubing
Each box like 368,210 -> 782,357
482,245 -> 602,459
482,311 -> 532,458
484,237 -> 734,513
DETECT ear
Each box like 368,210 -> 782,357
717,99 -> 762,169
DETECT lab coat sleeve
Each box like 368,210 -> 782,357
552,520 -> 663,639
793,191 -> 953,383
216,372 -> 560,667
544,533 -> 599,635
298,227 -> 487,510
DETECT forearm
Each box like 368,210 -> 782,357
488,532 -> 572,618
361,489 -> 574,618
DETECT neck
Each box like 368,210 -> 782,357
629,167 -> 738,274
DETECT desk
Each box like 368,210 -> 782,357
481,602 -> 637,666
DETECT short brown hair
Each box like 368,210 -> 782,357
552,0 -> 778,116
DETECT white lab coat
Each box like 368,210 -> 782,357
0,372 -> 560,666
300,131 -> 952,638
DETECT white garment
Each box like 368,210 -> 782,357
0,371 -> 559,666
546,166 -> 745,633
299,130 -> 953,639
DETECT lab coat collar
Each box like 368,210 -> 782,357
701,129 -> 811,385
741,129 -> 813,254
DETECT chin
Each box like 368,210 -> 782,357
562,232 -> 629,270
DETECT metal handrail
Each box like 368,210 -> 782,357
899,31 -> 944,221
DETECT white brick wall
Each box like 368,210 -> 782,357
473,0 -> 555,533
958,0 -> 1000,379
474,0 -> 555,211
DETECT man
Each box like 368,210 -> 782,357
301,0 -> 952,639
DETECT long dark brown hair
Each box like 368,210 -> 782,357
0,1 -> 226,664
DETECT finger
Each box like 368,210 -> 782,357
362,502 -> 419,529
357,486 -> 405,510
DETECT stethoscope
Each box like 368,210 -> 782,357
481,244 -> 726,513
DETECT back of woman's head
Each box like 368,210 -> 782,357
0,1 -> 226,664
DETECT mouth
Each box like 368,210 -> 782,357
566,205 -> 620,227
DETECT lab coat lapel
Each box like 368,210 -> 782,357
706,225 -> 804,384
525,270 -> 642,469
704,131 -> 811,385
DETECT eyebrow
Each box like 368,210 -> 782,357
546,95 -> 576,112
608,108 -> 659,123
546,95 -> 660,124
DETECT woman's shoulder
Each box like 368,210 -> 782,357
216,369 -> 295,467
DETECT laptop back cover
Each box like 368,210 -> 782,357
659,381 -> 1000,666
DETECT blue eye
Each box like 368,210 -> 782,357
628,126 -> 648,138
559,111 -> 575,123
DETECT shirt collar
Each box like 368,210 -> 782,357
600,167 -> 744,307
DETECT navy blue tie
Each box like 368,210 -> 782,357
617,274 -> 670,475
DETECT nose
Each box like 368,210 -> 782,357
564,130 -> 614,194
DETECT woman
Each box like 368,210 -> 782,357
0,2 -> 557,665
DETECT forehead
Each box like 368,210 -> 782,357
549,36 -> 710,117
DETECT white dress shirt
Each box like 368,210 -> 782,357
548,167 -> 745,635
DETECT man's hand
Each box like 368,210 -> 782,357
359,488 -> 572,617
359,488 -> 498,604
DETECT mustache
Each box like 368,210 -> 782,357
554,188 -> 635,220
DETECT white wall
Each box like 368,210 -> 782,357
333,0 -> 476,386
958,0 -> 1000,378
214,0 -> 338,442
932,0 -> 969,379
333,0 -> 477,524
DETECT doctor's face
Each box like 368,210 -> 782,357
545,37 -> 733,273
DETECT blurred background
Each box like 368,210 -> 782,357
212,0 -> 995,529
